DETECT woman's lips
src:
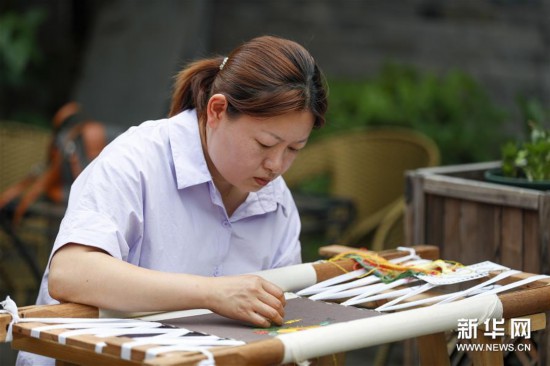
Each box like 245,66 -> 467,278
254,177 -> 269,186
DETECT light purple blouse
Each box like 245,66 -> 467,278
35,109 -> 302,306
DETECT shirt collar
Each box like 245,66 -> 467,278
232,177 -> 289,220
169,109 -> 211,189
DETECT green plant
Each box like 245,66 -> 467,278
0,8 -> 45,87
517,96 -> 550,127
0,7 -> 49,127
501,121 -> 550,181
322,63 -> 509,164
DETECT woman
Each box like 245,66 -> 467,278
19,34 -> 327,366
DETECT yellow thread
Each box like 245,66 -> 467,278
284,319 -> 302,325
276,325 -> 320,333
328,250 -> 463,278
327,260 -> 350,274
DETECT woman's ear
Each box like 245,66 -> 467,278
206,94 -> 228,128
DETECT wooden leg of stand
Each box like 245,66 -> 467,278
470,328 -> 503,366
540,318 -> 549,365
417,332 -> 450,366
373,344 -> 390,366
317,352 -> 346,365
288,353 -> 346,366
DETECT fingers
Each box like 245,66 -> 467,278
262,280 -> 286,307
256,279 -> 286,325
208,275 -> 287,328
239,278 -> 285,327
254,302 -> 285,326
252,312 -> 283,328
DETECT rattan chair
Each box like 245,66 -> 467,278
284,127 -> 440,251
0,121 -> 50,193
0,121 -> 53,304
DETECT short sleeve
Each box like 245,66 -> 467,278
51,136 -> 145,261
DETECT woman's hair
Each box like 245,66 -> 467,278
169,35 -> 327,128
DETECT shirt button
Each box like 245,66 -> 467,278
222,220 -> 230,228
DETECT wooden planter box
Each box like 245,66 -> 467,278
405,161 -> 550,274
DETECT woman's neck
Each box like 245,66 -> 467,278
200,121 -> 247,217
218,184 -> 248,217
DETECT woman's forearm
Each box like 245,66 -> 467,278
48,243 -> 285,327
48,243 -> 211,312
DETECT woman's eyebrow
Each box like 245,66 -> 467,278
264,131 -> 309,144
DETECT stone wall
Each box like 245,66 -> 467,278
207,0 -> 550,132
10,0 -> 550,132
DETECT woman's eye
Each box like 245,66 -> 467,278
288,146 -> 300,152
257,141 -> 272,149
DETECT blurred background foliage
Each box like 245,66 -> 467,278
1,1 -> 548,167
0,8 -> 45,87
323,63 -> 510,165
0,6 -> 50,128
292,63 -> 515,196
517,96 -> 550,131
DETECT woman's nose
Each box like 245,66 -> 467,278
264,150 -> 285,174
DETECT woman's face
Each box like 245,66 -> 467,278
205,94 -> 314,194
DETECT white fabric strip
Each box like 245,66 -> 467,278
95,327 -> 191,338
99,309 -> 164,319
375,283 -> 436,311
93,329 -> 191,353
341,278 -> 415,305
351,286 -> 420,303
392,247 -> 419,263
95,328 -> 198,353
308,274 -> 381,300
137,309 -> 212,322
0,296 -> 19,342
374,285 -> 499,312
436,269 -> 521,305
313,283 -> 388,302
471,274 -> 550,297
17,317 -> 147,324
284,292 -> 299,300
58,326 -> 190,345
377,292 -> 459,312
279,295 -> 503,364
95,342 -> 107,353
297,269 -> 367,296
144,345 -> 216,366
30,321 -> 162,338
121,337 -> 242,360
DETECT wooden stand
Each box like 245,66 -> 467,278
320,245 -> 550,366
3,245 -> 550,366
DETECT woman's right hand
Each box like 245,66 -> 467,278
205,275 -> 286,328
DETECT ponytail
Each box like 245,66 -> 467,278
169,57 -> 225,119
